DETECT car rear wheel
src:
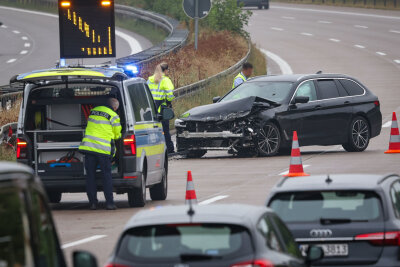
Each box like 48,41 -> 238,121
256,122 -> 281,156
47,191 -> 62,203
128,172 -> 146,207
150,160 -> 168,201
342,116 -> 370,152
185,150 -> 207,158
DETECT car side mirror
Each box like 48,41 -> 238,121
213,96 -> 221,103
291,96 -> 309,105
73,251 -> 98,267
306,246 -> 324,264
159,107 -> 175,121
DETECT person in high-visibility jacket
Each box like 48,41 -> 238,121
147,62 -> 175,153
232,62 -> 253,88
79,98 -> 122,210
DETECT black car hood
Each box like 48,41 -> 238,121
181,96 -> 278,122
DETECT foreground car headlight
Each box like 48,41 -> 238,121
175,119 -> 186,128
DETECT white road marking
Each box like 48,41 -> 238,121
271,27 -> 284,31
12,30 -> 20,34
376,52 -> 386,56
354,44 -> 365,49
382,121 -> 392,128
260,48 -> 293,75
318,20 -> 332,24
24,43 -> 31,47
1,24 -> 7,28
62,235 -> 107,249
329,38 -> 340,42
395,60 -> 400,64
354,25 -> 368,29
301,32 -> 313,36
279,165 -> 310,176
7,59 -> 16,63
390,30 -> 400,34
21,36 -> 28,40
199,195 -> 229,205
282,16 -> 295,19
0,6 -> 142,55
20,50 -> 28,54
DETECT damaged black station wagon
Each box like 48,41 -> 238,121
175,74 -> 382,158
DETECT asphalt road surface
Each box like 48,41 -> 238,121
0,6 -> 152,86
8,3 -> 399,266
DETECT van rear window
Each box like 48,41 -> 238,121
30,84 -> 115,98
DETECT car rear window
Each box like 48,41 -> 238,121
116,224 -> 253,263
269,191 -> 382,223
339,79 -> 365,96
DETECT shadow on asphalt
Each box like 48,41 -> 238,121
50,200 -> 149,211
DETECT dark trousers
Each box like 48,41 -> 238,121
162,120 -> 174,153
84,154 -> 114,205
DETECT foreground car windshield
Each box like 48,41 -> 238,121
221,81 -> 293,103
269,191 -> 382,223
116,224 -> 252,263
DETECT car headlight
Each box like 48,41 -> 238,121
175,119 -> 186,127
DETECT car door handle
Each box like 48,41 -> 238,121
153,125 -> 159,128
344,101 -> 351,105
314,105 -> 322,110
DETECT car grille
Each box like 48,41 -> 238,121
186,121 -> 232,132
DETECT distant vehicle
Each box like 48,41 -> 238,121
13,67 -> 174,207
175,74 -> 382,158
106,204 -> 324,267
0,161 -> 98,267
266,174 -> 400,267
238,0 -> 269,9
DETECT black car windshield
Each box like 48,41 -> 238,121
269,191 -> 382,223
116,224 -> 253,263
221,81 -> 293,103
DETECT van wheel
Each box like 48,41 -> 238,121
128,173 -> 146,207
47,192 -> 62,203
150,162 -> 168,201
342,116 -> 370,152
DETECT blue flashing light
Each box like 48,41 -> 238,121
59,58 -> 66,67
125,64 -> 139,76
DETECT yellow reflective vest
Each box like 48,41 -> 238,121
79,106 -> 122,156
147,75 -> 175,112
232,72 -> 247,89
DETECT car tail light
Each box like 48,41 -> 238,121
16,138 -> 28,159
104,264 -> 131,267
355,231 -> 400,246
374,100 -> 380,107
123,135 -> 136,156
231,259 -> 274,267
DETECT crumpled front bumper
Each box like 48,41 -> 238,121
177,130 -> 244,139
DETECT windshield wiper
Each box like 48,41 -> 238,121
180,253 -> 222,262
320,218 -> 369,225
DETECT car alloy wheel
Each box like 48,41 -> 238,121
257,123 -> 281,156
352,118 -> 369,149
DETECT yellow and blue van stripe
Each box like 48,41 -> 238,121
134,123 -> 165,157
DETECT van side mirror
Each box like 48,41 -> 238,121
73,251 -> 98,267
306,246 -> 324,263
291,96 -> 309,105
213,96 -> 221,103
159,107 -> 175,121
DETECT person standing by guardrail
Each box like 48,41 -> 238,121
232,62 -> 253,88
147,62 -> 175,154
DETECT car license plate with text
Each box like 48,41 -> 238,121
299,244 -> 348,257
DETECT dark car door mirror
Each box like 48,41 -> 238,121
306,246 -> 324,264
73,251 -> 98,267
292,96 -> 310,105
159,107 -> 175,121
213,96 -> 221,103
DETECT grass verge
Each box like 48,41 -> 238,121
0,145 -> 15,161
271,0 -> 400,10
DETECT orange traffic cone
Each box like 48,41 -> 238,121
285,131 -> 309,177
385,112 -> 400,154
185,171 -> 197,205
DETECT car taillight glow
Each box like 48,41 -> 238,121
355,231 -> 400,246
231,259 -> 274,267
16,138 -> 28,159
374,100 -> 380,107
104,264 -> 130,267
123,135 -> 136,156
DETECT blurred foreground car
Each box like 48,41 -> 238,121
0,161 -> 98,267
176,74 -> 381,158
106,204 -> 323,267
266,174 -> 400,267
238,0 -> 269,9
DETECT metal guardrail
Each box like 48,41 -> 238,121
274,0 -> 397,8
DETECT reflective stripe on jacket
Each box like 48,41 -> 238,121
232,72 -> 247,89
147,75 -> 175,112
79,106 -> 122,156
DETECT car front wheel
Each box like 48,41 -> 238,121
185,150 -> 207,158
47,191 -> 62,203
256,122 -> 281,156
342,116 -> 370,152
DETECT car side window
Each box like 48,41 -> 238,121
269,214 -> 303,259
144,83 -> 157,118
390,181 -> 400,218
30,190 -> 62,267
257,215 -> 284,252
339,79 -> 365,96
295,81 -> 317,101
316,79 -> 340,100
127,83 -> 153,122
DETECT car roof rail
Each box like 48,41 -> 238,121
277,176 -> 290,187
377,173 -> 400,184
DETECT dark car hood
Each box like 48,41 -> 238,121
181,96 -> 278,122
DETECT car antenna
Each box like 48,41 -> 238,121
187,202 -> 195,223
316,70 -> 322,74
325,174 -> 333,184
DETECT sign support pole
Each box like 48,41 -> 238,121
194,0 -> 199,50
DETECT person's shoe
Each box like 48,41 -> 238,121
106,204 -> 117,210
89,203 -> 97,210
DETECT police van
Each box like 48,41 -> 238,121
13,66 -> 173,207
